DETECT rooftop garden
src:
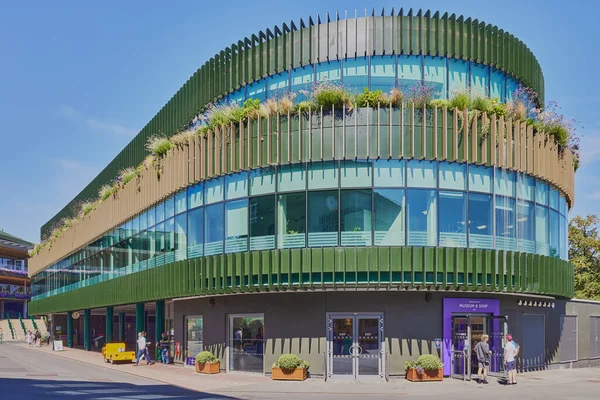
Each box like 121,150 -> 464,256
30,80 -> 579,258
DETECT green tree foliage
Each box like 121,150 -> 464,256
569,215 -> 600,300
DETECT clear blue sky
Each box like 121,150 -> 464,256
0,0 -> 598,244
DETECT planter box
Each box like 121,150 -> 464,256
196,361 -> 220,374
272,367 -> 308,381
406,368 -> 443,382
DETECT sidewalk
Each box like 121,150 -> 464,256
18,342 -> 600,399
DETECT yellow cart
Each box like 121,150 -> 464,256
101,343 -> 136,364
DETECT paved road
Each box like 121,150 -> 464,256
2,342 -> 600,399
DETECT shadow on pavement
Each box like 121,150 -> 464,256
0,377 -> 241,400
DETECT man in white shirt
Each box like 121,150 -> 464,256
135,332 -> 153,366
504,334 -> 519,385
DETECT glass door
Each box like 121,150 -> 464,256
486,315 -> 508,377
327,314 -> 383,379
451,315 -> 471,380
228,314 -> 264,373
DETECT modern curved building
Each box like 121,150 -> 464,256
28,9 -> 599,379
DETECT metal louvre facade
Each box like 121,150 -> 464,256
41,9 -> 545,238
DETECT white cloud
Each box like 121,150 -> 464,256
57,104 -> 137,137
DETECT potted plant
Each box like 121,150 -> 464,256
272,353 -> 309,381
405,354 -> 444,382
195,351 -> 220,374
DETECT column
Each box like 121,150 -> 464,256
135,303 -> 144,337
155,300 -> 165,360
23,301 -> 28,318
0,300 -> 4,319
106,306 -> 114,344
118,312 -> 125,342
83,309 -> 91,351
67,311 -> 73,348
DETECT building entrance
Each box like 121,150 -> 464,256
451,314 -> 507,380
326,313 -> 384,379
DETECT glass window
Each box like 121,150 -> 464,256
155,202 -> 165,224
247,79 -> 266,102
535,205 -> 549,256
343,57 -> 369,93
559,195 -> 568,216
229,315 -> 264,373
439,191 -> 466,247
370,56 -> 396,92
187,208 -> 203,258
278,163 -> 306,192
250,195 -> 275,251
174,213 -> 187,261
226,172 -> 248,200
407,160 -> 437,188
468,165 -> 492,193
165,196 -> 175,220
341,160 -> 372,188
495,169 -> 516,197
517,201 -> 535,253
448,59 -> 468,95
535,181 -> 548,206
490,69 -> 506,102
316,61 -> 341,84
517,173 -> 535,202
424,56 -> 447,99
205,177 -> 224,204
561,215 -> 568,260
204,203 -> 224,256
225,199 -> 248,254
155,222 -> 166,259
277,192 -> 306,248
229,89 -> 245,105
398,55 -> 422,89
549,187 -> 559,210
506,78 -> 519,102
374,159 -> 405,187
468,193 -> 493,249
249,167 -> 276,195
549,210 -> 560,258
439,162 -> 466,190
291,66 -> 314,100
185,316 -> 203,363
308,161 -> 338,190
131,215 -> 139,237
188,183 -> 203,209
495,196 -> 516,251
407,190 -> 437,246
267,72 -> 289,98
139,211 -> 148,232
374,189 -> 405,246
340,189 -> 372,246
470,63 -> 489,97
308,191 -> 339,247
175,190 -> 187,214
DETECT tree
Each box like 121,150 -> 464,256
569,215 -> 600,300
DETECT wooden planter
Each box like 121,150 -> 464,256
196,361 -> 220,374
406,368 -> 443,382
272,367 -> 308,381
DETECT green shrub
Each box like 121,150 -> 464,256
239,98 -> 262,120
294,100 -> 318,114
195,351 -> 218,364
428,99 -> 450,109
470,96 -> 494,113
416,354 -> 443,370
205,103 -> 240,127
448,91 -> 470,110
80,201 -> 95,216
119,167 -> 137,186
273,354 -> 309,371
99,184 -> 117,201
547,125 -> 569,147
355,87 -> 391,108
146,136 -> 173,157
492,102 -> 508,117
312,82 -> 352,110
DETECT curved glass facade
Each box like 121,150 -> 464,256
32,161 -> 568,300
210,56 -> 521,115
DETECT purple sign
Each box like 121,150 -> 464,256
442,298 -> 500,376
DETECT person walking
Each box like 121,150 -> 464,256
142,331 -> 155,365
504,334 -> 520,385
474,334 -> 492,384
159,332 -> 170,364
135,332 -> 153,366
26,330 -> 32,346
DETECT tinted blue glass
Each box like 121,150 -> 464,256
468,193 -> 493,249
468,165 -> 492,193
559,195 -> 568,216
139,210 -> 148,231
278,163 -> 306,192
495,196 -> 516,251
225,171 -> 248,200
308,191 -> 339,247
370,56 -> 396,92
448,59 -> 468,95
229,89 -> 245,105
490,68 -> 506,102
535,181 -> 548,205
187,207 -> 203,258
506,78 -> 518,102
517,200 -> 535,253
291,66 -> 314,101
205,177 -> 224,204
225,199 -> 248,254
155,202 -> 165,224
188,183 -> 203,209
165,196 -> 175,219
439,162 -> 466,190
407,189 -> 437,246
249,167 -> 276,195
343,58 -> 369,93
561,214 -> 568,260
204,203 -> 224,256
174,214 -> 187,261
495,169 -> 516,197
340,189 -> 372,246
175,190 -> 187,214
398,55 -> 422,89
341,160 -> 372,188
316,61 -> 341,83
249,195 -> 275,251
517,173 -> 535,202
549,210 -> 560,258
277,192 -> 306,249
439,191 -> 466,247
374,159 -> 405,187
470,63 -> 489,97
535,205 -> 549,256
407,160 -> 437,188
424,56 -> 447,99
247,79 -> 266,101
267,72 -> 289,98
374,189 -> 405,246
549,187 -> 559,210
308,161 -> 338,189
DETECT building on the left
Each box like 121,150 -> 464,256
0,230 -> 33,320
